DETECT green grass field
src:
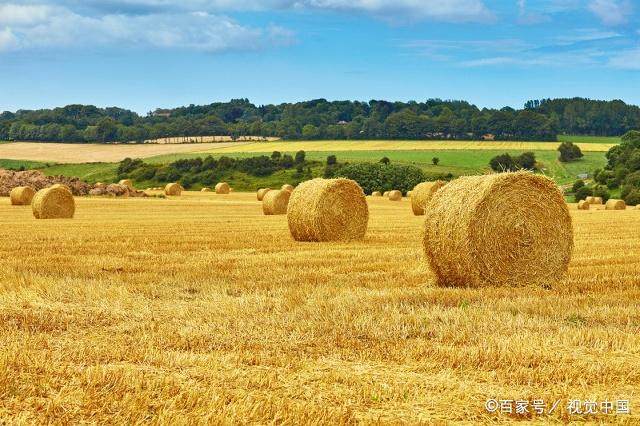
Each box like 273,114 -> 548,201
558,134 -> 620,144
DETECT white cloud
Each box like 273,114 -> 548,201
0,4 -> 293,52
588,0 -> 632,26
608,48 -> 640,69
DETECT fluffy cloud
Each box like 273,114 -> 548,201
588,0 -> 632,26
0,3 -> 293,52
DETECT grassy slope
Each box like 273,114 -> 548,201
558,135 -> 621,144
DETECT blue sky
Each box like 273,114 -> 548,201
0,0 -> 638,113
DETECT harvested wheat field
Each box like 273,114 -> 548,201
0,192 -> 639,423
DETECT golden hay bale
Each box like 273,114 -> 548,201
383,191 -> 390,197
636,205 -> 640,210
262,189 -> 291,215
257,188 -> 271,201
119,179 -> 134,189
287,178 -> 368,242
388,190 -> 402,201
201,187 -> 211,192
407,191 -> 413,197
371,191 -> 382,197
165,183 -> 182,196
411,180 -> 446,215
605,199 -> 626,210
32,186 -> 75,219
577,200 -> 590,210
423,172 -> 573,287
10,186 -> 36,205
282,184 -> 294,192
592,197 -> 603,205
215,182 -> 230,194
50,183 -> 71,191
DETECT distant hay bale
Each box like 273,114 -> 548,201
287,178 -> 368,242
262,189 -> 291,215
371,191 -> 382,197
577,200 -> 590,210
411,180 -> 446,215
215,182 -> 230,194
282,184 -> 294,192
32,186 -> 75,219
119,179 -> 133,190
388,190 -> 402,201
257,188 -> 271,201
383,191 -> 390,197
407,191 -> 413,197
201,187 -> 211,192
605,199 -> 626,210
585,196 -> 595,204
423,172 -> 573,287
592,197 -> 603,205
10,186 -> 35,205
636,205 -> 640,210
165,183 -> 182,196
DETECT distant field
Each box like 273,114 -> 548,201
0,141 -> 249,163
558,135 -> 621,144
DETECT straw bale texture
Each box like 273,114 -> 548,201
388,190 -> 402,201
605,199 -> 626,210
10,186 -> 35,205
165,183 -> 182,196
215,182 -> 230,194
262,190 -> 291,215
32,186 -> 75,219
411,181 -> 446,215
257,188 -> 271,201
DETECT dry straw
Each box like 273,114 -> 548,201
201,187 -> 211,192
257,188 -> 271,201
423,171 -> 573,287
215,182 -> 230,194
592,197 -> 603,205
119,179 -> 133,189
165,183 -> 182,196
282,184 -> 294,192
32,186 -> 75,219
10,186 -> 35,205
407,191 -> 413,197
287,178 -> 368,242
388,190 -> 402,201
411,180 -> 446,215
50,183 -> 71,192
585,196 -> 595,204
605,199 -> 626,210
371,191 -> 382,197
383,191 -> 390,197
262,189 -> 291,215
577,200 -> 590,210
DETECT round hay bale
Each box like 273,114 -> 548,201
411,180 -> 446,215
388,190 -> 402,201
371,191 -> 382,197
287,178 -> 368,242
592,197 -> 603,205
636,205 -> 640,210
32,186 -> 75,219
165,183 -> 182,196
10,186 -> 36,205
215,182 -> 230,194
262,189 -> 291,215
423,172 -> 573,287
605,199 -> 626,210
50,183 -> 71,191
383,191 -> 390,197
201,187 -> 211,192
407,191 -> 413,198
257,188 -> 271,201
585,196 -> 595,204
577,200 -> 590,210
282,184 -> 294,192
119,179 -> 134,190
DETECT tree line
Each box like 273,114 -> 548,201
1,97 -> 638,143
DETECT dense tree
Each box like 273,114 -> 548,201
558,141 -> 584,162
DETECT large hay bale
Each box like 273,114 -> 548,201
577,200 -> 590,210
10,186 -> 36,205
32,186 -> 75,219
423,172 -> 573,287
371,191 -> 382,197
592,197 -> 603,205
282,184 -> 294,192
50,183 -> 71,191
605,199 -> 626,210
257,188 -> 271,201
215,182 -> 230,194
262,189 -> 291,215
388,190 -> 402,201
119,179 -> 134,190
287,178 -> 368,242
585,196 -> 595,204
411,180 -> 446,215
165,183 -> 182,196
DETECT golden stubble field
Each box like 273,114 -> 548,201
1,192 -> 639,423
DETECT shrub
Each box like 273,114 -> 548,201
592,185 -> 610,202
558,141 -> 583,162
295,150 -> 306,164
380,157 -> 390,165
518,152 -> 536,170
280,154 -> 294,168
489,153 -> 519,172
337,162 -> 425,195
572,180 -> 585,193
432,157 -> 440,166
326,155 -> 337,165
574,186 -> 593,202
271,151 -> 281,160
624,189 -> 640,206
